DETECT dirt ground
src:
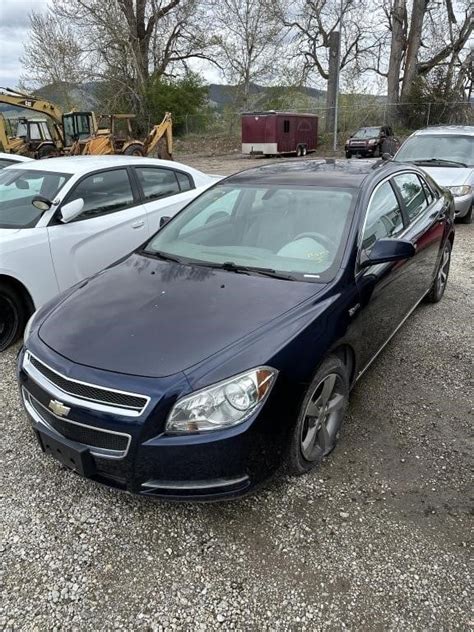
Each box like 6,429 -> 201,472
1,154 -> 472,630
177,149 -> 321,176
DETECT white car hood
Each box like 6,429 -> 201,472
0,228 -> 21,238
417,166 -> 472,187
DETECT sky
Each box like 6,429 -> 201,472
0,0 -> 222,89
0,0 -> 49,87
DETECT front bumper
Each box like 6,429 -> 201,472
346,145 -> 377,156
452,193 -> 472,217
17,346 -> 289,501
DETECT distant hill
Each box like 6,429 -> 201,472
0,81 -> 328,117
207,83 -> 327,109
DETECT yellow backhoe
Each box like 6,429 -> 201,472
80,112 -> 173,159
0,87 -> 173,159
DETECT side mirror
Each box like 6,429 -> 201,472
32,195 -> 52,212
381,152 -> 393,161
160,215 -> 171,228
360,238 -> 415,268
60,198 -> 84,223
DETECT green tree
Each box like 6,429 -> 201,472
144,73 -> 210,134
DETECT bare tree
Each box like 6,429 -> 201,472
21,9 -> 87,106
21,0 -> 214,111
377,0 -> 472,106
276,0 -> 378,88
210,0 -> 284,109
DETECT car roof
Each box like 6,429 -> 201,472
3,155 -> 200,175
226,159 -> 396,188
0,152 -> 33,163
409,125 -> 474,137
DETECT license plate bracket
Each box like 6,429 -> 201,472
35,427 -> 95,478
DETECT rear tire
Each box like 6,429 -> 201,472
37,145 -> 59,159
458,205 -> 472,224
425,240 -> 451,303
124,143 -> 145,156
286,355 -> 349,476
0,284 -> 26,352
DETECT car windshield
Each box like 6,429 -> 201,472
143,183 -> 357,281
395,135 -> 474,167
0,169 -> 70,228
353,127 -> 381,139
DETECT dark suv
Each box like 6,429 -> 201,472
345,126 -> 399,159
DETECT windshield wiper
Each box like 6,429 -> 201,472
412,158 -> 468,168
207,260 -> 296,280
141,249 -> 184,264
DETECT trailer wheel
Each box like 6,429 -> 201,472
296,146 -> 302,157
301,145 -> 307,156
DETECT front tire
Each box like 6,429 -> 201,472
458,205 -> 472,224
425,240 -> 451,303
0,284 -> 26,352
345,151 -> 352,159
286,355 -> 349,475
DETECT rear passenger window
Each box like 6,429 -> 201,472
394,173 -> 428,221
420,176 -> 435,203
67,169 -> 134,221
362,181 -> 404,251
176,171 -> 193,192
136,167 -> 180,201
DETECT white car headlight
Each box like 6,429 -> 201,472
23,310 -> 38,344
446,185 -> 472,197
166,367 -> 278,434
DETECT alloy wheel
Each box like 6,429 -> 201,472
300,373 -> 346,461
436,245 -> 450,296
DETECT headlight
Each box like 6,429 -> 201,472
23,310 -> 38,344
368,138 -> 377,145
446,185 -> 472,197
166,366 -> 278,434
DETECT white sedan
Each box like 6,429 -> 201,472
0,152 -> 33,169
0,155 -> 219,350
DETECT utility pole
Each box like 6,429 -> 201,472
326,30 -> 340,139
333,0 -> 344,151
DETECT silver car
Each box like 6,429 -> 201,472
393,125 -> 473,223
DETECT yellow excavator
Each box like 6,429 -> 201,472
0,87 -> 173,159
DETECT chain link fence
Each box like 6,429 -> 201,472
172,100 -> 473,148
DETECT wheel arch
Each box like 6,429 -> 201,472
328,343 -> 357,386
0,274 -> 35,316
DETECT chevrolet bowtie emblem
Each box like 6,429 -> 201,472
48,399 -> 71,417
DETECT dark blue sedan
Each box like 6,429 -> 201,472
18,160 -> 455,500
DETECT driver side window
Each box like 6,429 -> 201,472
363,181 -> 404,252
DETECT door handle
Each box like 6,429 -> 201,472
132,220 -> 145,229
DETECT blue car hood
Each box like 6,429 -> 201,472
39,254 -> 324,377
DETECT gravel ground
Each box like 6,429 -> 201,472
1,154 -> 472,630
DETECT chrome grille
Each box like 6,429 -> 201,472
23,389 -> 130,457
25,352 -> 149,414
